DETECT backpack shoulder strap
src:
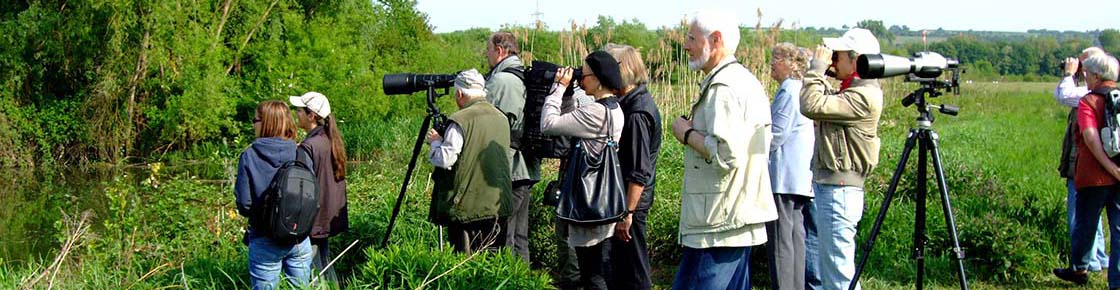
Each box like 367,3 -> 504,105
501,66 -> 526,81
296,144 -> 315,176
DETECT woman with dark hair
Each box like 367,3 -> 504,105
542,51 -> 626,290
234,100 -> 313,289
290,92 -> 349,284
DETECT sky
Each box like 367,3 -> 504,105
417,0 -> 1117,33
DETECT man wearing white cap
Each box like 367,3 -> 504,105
426,69 -> 513,253
799,28 -> 884,290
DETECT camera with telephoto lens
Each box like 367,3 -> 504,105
382,73 -> 457,95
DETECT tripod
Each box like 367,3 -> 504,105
382,85 -> 448,248
848,79 -> 969,290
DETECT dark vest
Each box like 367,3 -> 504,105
429,99 -> 513,225
618,84 -> 662,211
1059,107 -> 1078,179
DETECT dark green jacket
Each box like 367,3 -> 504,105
429,99 -> 513,225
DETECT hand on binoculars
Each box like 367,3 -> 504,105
555,67 -> 574,87
814,45 -> 833,66
1064,57 -> 1079,76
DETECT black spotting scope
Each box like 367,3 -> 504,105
857,52 -> 959,79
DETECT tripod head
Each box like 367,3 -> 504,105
900,65 -> 963,129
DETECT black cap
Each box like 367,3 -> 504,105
585,51 -> 624,92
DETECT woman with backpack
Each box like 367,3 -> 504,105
541,51 -> 626,290
289,92 -> 349,284
234,100 -> 314,289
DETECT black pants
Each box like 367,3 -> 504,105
448,218 -> 505,254
505,182 -> 533,262
609,210 -> 651,290
555,216 -> 582,288
575,241 -> 610,290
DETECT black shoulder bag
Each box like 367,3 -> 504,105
556,97 -> 628,225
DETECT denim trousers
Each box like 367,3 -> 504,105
248,236 -> 313,290
1070,185 -> 1120,288
672,246 -> 752,290
812,183 -> 863,290
1067,179 -> 1109,270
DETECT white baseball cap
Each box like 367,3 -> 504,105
289,91 -> 331,118
823,28 -> 881,55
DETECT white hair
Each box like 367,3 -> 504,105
1083,46 -> 1106,57
691,10 -> 740,53
1083,53 -> 1119,82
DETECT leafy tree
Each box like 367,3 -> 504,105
857,19 -> 895,44
1100,29 -> 1120,54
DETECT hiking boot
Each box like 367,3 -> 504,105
1053,267 -> 1089,285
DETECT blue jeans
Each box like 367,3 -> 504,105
1071,185 -> 1120,288
248,236 -> 313,290
1068,179 -> 1109,271
672,246 -> 752,290
812,183 -> 863,290
805,197 -> 821,290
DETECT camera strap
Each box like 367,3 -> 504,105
689,61 -> 739,120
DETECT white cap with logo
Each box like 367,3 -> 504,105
289,91 -> 331,118
823,28 -> 881,55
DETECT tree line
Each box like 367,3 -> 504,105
0,0 -> 1112,167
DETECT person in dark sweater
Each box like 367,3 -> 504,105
603,43 -> 662,290
234,100 -> 313,290
290,91 -> 349,285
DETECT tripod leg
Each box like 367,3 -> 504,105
928,131 -> 970,290
849,129 -> 920,290
915,132 -> 929,290
381,115 -> 434,248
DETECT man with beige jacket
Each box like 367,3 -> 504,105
669,10 -> 777,289
799,28 -> 884,290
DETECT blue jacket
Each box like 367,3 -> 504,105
234,137 -> 298,218
769,78 -> 814,196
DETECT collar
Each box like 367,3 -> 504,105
701,57 -> 738,87
462,98 -> 488,108
490,55 -> 521,74
841,71 -> 860,90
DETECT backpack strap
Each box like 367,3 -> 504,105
296,144 -> 315,176
501,66 -> 526,81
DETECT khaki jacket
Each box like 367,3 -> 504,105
799,59 -> 883,188
679,59 -> 777,248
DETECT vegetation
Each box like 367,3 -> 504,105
0,0 -> 1115,289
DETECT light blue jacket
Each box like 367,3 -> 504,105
769,78 -> 814,196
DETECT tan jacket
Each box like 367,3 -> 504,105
679,59 -> 777,248
799,59 -> 883,188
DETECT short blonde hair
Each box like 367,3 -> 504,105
602,43 -> 650,88
771,42 -> 810,79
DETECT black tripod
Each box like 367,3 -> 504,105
848,79 -> 969,290
381,85 -> 448,248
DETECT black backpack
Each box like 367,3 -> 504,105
253,146 -> 320,245
502,60 -> 573,159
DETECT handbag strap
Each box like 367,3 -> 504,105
595,96 -> 619,144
